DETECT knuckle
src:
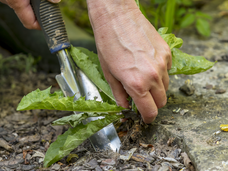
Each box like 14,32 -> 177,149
149,71 -> 160,82
163,45 -> 172,61
159,61 -> 167,71
127,79 -> 145,94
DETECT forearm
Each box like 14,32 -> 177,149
86,0 -> 139,29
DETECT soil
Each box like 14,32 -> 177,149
0,51 -> 193,171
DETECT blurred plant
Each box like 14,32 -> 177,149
60,0 -> 93,34
141,0 -> 212,37
60,0 -> 212,37
0,53 -> 37,76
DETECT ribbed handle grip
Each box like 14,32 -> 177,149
31,0 -> 70,53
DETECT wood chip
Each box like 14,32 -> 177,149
0,138 -> 13,151
167,137 -> 175,146
131,153 -> 154,163
181,152 -> 194,171
139,143 -> 153,148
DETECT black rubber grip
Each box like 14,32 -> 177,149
31,0 -> 70,53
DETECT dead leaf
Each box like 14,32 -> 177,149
119,148 -> 137,161
167,137 -> 175,146
130,121 -> 142,142
161,120 -> 176,125
139,143 -> 153,148
118,131 -> 128,138
131,153 -> 154,163
31,150 -> 45,159
0,138 -> 13,151
181,152 -> 194,171
158,156 -> 184,168
18,134 -> 40,143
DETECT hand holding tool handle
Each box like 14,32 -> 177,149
30,0 -> 70,53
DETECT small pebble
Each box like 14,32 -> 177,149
180,109 -> 189,116
215,89 -> 226,94
51,163 -> 60,170
204,84 -> 213,90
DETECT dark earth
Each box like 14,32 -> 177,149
0,62 -> 193,171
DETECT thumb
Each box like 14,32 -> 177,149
48,0 -> 61,3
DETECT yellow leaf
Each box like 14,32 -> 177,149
220,124 -> 228,131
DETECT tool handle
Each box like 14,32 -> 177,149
31,0 -> 70,53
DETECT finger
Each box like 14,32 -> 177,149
108,75 -> 129,109
132,91 -> 158,124
167,51 -> 172,70
48,0 -> 61,3
162,71 -> 170,92
149,78 -> 167,109
11,3 -> 40,29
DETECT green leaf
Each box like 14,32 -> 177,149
155,0 -> 167,4
70,46 -> 115,102
76,47 -> 105,81
196,18 -> 211,37
17,87 -> 124,112
165,0 -> 176,33
75,47 -> 115,104
43,113 -> 124,167
135,0 -> 139,8
176,8 -> 186,18
195,11 -> 212,20
168,48 -> 215,75
159,33 -> 183,49
158,27 -> 168,34
180,13 -> 195,28
52,112 -> 114,127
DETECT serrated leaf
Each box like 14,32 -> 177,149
168,48 -> 215,75
52,112 -> 114,127
196,18 -> 211,37
70,46 -> 115,102
43,113 -> 124,167
76,47 -> 105,81
76,47 -> 115,104
158,27 -> 168,34
17,87 -> 124,112
160,33 -> 183,49
180,13 -> 195,28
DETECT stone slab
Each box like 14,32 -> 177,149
144,63 -> 228,171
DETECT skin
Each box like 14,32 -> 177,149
0,0 -> 172,124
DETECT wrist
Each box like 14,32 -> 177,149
86,0 -> 140,28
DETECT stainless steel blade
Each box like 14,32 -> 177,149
55,49 -> 121,152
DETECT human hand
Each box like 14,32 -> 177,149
87,0 -> 172,124
0,0 -> 61,29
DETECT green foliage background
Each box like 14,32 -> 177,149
60,0 -> 212,37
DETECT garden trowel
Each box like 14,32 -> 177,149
31,0 -> 121,152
